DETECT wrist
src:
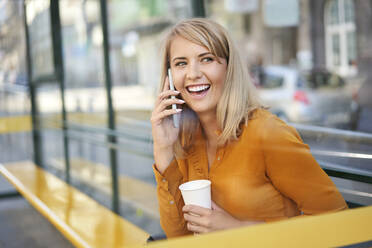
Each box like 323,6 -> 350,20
153,141 -> 173,151
153,148 -> 174,174
237,219 -> 263,228
154,161 -> 172,174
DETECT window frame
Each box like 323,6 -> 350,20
325,0 -> 357,77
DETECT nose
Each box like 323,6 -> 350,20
186,61 -> 202,81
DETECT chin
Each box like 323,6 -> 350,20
190,106 -> 216,116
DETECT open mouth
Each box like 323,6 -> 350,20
186,84 -> 210,95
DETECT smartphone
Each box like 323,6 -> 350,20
168,68 -> 180,128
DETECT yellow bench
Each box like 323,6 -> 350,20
146,206 -> 372,248
0,161 -> 149,248
49,158 -> 159,219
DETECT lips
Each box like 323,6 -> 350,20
186,84 -> 210,94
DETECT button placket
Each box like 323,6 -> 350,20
216,149 -> 223,162
212,147 -> 225,170
161,177 -> 169,191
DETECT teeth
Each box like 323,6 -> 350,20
187,85 -> 210,92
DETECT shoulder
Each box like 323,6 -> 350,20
245,108 -> 286,132
243,108 -> 303,144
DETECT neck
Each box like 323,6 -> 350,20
198,111 -> 219,147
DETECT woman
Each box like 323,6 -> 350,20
151,18 -> 347,238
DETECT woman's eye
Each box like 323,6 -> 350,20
202,57 -> 213,62
175,61 -> 186,67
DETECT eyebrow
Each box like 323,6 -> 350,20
172,52 -> 213,62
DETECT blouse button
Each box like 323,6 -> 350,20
217,156 -> 220,161
162,178 -> 166,183
169,200 -> 174,205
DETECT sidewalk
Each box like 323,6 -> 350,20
0,178 -> 74,248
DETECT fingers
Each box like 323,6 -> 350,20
183,205 -> 211,216
152,97 -> 183,120
156,89 -> 180,106
152,90 -> 184,121
184,211 -> 211,227
152,80 -> 184,117
157,98 -> 184,111
158,76 -> 176,102
183,205 -> 212,227
151,76 -> 184,127
187,222 -> 207,234
158,75 -> 182,103
151,108 -> 182,126
183,212 -> 200,224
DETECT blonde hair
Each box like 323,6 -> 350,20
159,18 -> 262,157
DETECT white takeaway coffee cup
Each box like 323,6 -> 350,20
179,179 -> 211,209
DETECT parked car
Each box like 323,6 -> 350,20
256,66 -> 353,128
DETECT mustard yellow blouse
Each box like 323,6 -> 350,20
153,109 -> 347,237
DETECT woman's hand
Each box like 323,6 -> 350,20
183,201 -> 261,234
151,76 -> 184,173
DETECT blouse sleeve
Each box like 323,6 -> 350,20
261,116 -> 347,215
153,159 -> 192,237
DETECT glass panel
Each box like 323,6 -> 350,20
67,137 -> 111,208
328,0 -> 340,25
108,0 -> 193,234
347,31 -> 357,66
0,87 -> 32,163
36,83 -> 65,170
0,1 -> 33,164
25,0 -> 54,80
332,33 -> 341,66
60,0 -> 106,116
58,0 -> 111,206
344,0 -> 355,23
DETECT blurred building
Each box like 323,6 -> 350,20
0,0 -> 26,85
310,0 -> 372,84
310,0 -> 372,132
206,0 -> 371,83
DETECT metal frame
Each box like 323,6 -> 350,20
99,0 -> 119,214
59,118 -> 372,186
60,118 -> 372,186
23,0 -> 43,166
192,0 -> 206,17
23,0 -> 71,181
50,0 -> 71,183
0,191 -> 21,199
293,123 -> 372,144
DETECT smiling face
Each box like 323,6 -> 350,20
169,36 -> 227,118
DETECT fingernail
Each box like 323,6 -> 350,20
176,109 -> 182,112
174,90 -> 180,93
178,99 -> 185,103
